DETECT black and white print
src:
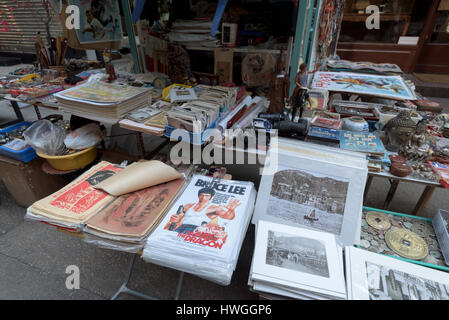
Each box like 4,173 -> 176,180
267,166 -> 349,235
266,230 -> 329,278
366,262 -> 449,300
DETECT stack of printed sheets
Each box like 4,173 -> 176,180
248,221 -> 347,300
142,175 -> 257,285
55,82 -> 153,123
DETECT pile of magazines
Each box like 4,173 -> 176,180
166,85 -> 238,133
142,175 -> 257,285
55,82 -> 153,122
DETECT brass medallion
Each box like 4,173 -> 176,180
385,228 -> 429,260
366,211 -> 391,231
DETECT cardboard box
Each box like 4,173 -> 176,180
0,155 -> 67,208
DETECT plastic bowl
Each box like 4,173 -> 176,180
36,145 -> 97,171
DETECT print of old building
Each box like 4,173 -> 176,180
271,169 -> 348,214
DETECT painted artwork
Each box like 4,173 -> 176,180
70,0 -> 123,44
311,72 -> 416,100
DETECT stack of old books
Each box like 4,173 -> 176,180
142,174 -> 257,285
55,82 -> 153,123
248,221 -> 347,300
25,161 -> 124,231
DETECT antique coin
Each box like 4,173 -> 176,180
410,222 -> 429,238
360,239 -> 370,249
429,250 -> 441,260
366,211 -> 391,231
385,228 -> 429,260
403,222 -> 412,229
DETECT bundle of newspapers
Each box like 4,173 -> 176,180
248,221 -> 347,300
142,175 -> 257,285
55,82 -> 153,122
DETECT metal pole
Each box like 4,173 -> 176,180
121,0 -> 141,74
302,0 -> 315,66
289,0 -> 309,96
306,0 -> 322,66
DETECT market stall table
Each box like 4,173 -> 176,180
0,95 -> 169,160
365,170 -> 442,216
57,228 -> 186,300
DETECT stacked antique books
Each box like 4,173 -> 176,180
142,175 -> 257,285
55,82 -> 153,123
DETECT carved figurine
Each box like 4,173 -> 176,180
268,50 -> 290,114
382,110 -> 416,152
399,119 -> 431,162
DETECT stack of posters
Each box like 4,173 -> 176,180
249,221 -> 346,300
55,82 -> 153,123
345,246 -> 449,300
142,175 -> 257,285
253,138 -> 368,247
84,178 -> 186,252
311,71 -> 416,101
26,161 -> 123,230
82,160 -> 187,251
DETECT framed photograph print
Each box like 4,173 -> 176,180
251,221 -> 346,299
253,139 -> 367,247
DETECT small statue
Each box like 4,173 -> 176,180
399,119 -> 431,162
268,49 -> 290,114
382,110 -> 416,152
410,120 -> 427,148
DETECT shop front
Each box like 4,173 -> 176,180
337,0 -> 449,74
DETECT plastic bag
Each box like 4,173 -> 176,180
23,119 -> 66,155
64,123 -> 103,150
